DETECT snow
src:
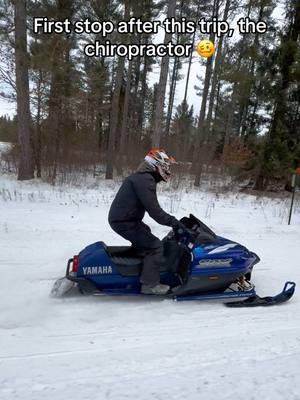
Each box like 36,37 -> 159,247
0,141 -> 12,153
0,171 -> 300,400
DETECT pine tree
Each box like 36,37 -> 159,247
254,0 -> 300,189
170,100 -> 195,161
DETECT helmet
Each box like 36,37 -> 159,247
145,149 -> 176,181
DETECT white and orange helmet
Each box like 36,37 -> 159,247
145,149 -> 177,181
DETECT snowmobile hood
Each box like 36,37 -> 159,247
193,237 -> 250,257
190,236 -> 259,276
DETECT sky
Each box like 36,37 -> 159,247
0,99 -> 15,117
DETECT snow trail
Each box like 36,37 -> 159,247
0,174 -> 299,400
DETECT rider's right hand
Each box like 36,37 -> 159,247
172,220 -> 189,235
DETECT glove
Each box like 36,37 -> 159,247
172,220 -> 195,250
172,220 -> 188,235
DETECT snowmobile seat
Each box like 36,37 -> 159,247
107,241 -> 189,279
110,256 -> 143,276
107,246 -> 144,276
110,255 -> 142,266
108,246 -> 143,265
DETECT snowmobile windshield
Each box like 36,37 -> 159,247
164,215 -> 217,246
179,214 -> 217,245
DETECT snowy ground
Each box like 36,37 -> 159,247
0,170 -> 300,400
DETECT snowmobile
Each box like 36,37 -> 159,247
51,214 -> 295,307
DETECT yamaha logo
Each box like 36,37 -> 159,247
82,266 -> 113,275
196,258 -> 232,268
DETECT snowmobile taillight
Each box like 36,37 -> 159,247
71,255 -> 78,273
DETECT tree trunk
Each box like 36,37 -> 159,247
119,58 -> 133,154
193,0 -> 219,186
48,63 -> 62,183
183,36 -> 194,103
35,70 -> 42,178
239,1 -> 264,138
221,0 -> 254,153
165,1 -> 183,137
152,0 -> 176,147
105,57 -> 125,179
165,56 -> 179,136
183,2 -> 201,103
127,34 -> 142,155
105,0 -> 129,179
193,56 -> 214,186
137,52 -> 148,133
14,0 -> 34,180
206,0 -> 230,130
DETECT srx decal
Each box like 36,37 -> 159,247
196,258 -> 232,268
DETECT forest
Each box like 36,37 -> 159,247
0,0 -> 299,190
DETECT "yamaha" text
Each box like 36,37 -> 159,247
82,266 -> 113,275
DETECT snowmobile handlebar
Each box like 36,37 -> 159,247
167,214 -> 217,250
173,227 -> 195,251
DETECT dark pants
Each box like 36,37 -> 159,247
110,221 -> 164,286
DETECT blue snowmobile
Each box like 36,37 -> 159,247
51,214 -> 295,307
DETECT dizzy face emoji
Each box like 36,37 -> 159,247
196,40 -> 215,58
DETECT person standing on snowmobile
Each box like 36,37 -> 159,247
108,149 -> 186,295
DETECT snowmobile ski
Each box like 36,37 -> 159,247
173,287 -> 256,302
225,281 -> 296,307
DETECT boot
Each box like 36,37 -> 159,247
141,283 -> 170,295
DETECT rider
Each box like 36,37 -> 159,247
108,149 -> 186,295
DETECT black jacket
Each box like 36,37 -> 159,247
108,162 -> 177,229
